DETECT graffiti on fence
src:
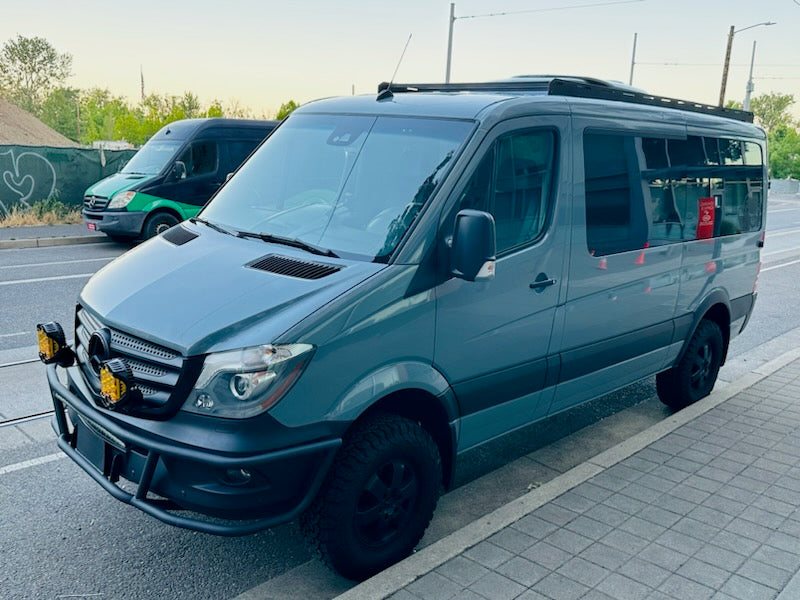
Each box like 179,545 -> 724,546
0,149 -> 57,216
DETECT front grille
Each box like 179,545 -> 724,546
75,306 -> 184,416
84,195 -> 109,210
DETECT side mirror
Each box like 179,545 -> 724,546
172,161 -> 187,181
450,209 -> 496,282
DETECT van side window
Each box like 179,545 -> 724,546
228,140 -> 260,168
179,141 -> 218,177
584,132 -> 764,255
458,130 -> 555,253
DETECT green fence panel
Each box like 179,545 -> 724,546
0,145 -> 137,217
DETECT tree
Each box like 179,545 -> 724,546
276,100 -> 298,120
750,93 -> 796,133
39,87 -> 81,141
0,35 -> 72,114
768,126 -> 800,179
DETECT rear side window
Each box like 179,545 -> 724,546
179,141 -> 218,177
584,132 -> 764,256
458,129 -> 556,253
228,140 -> 261,168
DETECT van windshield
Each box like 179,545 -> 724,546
121,140 -> 183,175
200,114 -> 473,260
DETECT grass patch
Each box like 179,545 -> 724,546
0,199 -> 82,227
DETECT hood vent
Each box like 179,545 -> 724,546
162,225 -> 198,246
248,254 -> 341,280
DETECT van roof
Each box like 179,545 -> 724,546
297,77 -> 761,134
151,118 -> 278,141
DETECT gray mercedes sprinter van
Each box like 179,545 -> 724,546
39,77 -> 766,579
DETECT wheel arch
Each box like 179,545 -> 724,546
676,291 -> 731,367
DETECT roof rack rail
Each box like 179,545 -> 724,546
376,78 -> 754,123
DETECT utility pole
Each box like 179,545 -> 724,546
744,40 -> 756,111
719,25 -> 735,106
629,33 -> 638,86
445,3 -> 455,83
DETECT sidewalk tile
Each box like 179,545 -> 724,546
676,558 -> 731,589
487,527 -> 537,554
637,506 -> 682,529
654,529 -> 705,556
531,572 -> 589,600
738,505 -> 787,529
467,571 -> 525,600
435,556 -> 489,587
720,574 -> 778,600
671,517 -> 720,543
405,571 -> 463,600
711,530 -> 760,557
521,540 -> 573,571
552,491 -> 597,514
512,514 -> 559,539
583,503 -> 629,527
617,557 -> 671,588
601,529 -> 650,554
658,574 -> 715,600
751,545 -> 800,573
463,541 -> 514,569
595,572 -> 651,600
564,515 -> 614,540
555,556 -> 611,588
693,544 -> 747,572
494,556 -> 548,587
637,543 -> 690,571
514,590 -> 549,600
530,503 -> 579,527
578,542 -> 632,570
542,528 -> 593,554
572,482 -> 615,503
602,492 -> 647,514
737,558 -> 792,589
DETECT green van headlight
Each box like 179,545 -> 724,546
183,344 -> 314,419
108,191 -> 136,209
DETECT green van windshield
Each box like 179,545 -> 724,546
201,114 -> 473,260
121,140 -> 183,175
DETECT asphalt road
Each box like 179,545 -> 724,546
2,193 -> 800,599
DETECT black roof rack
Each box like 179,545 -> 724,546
377,78 -> 754,123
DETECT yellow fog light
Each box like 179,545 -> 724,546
99,358 -> 140,409
36,322 -> 74,366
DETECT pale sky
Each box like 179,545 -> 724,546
2,0 -> 799,118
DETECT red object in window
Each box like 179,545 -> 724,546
696,197 -> 716,239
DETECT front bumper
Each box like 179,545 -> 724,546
83,209 -> 147,237
46,363 -> 341,536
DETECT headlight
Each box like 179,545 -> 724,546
108,191 -> 136,209
183,344 -> 314,419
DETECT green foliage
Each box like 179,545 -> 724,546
768,126 -> 800,179
750,93 -> 796,134
725,100 -> 743,110
205,99 -> 224,118
39,87 -> 81,141
276,100 -> 299,120
0,35 -> 72,114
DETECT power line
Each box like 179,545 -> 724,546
458,0 -> 644,20
637,62 -> 800,67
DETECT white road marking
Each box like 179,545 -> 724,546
0,332 -> 27,338
0,453 -> 65,476
0,257 -> 116,269
0,273 -> 94,286
762,258 -> 800,272
766,227 -> 800,239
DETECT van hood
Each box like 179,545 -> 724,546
85,172 -> 157,199
79,224 -> 385,355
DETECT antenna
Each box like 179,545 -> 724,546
377,34 -> 413,101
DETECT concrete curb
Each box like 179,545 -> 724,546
336,345 -> 800,600
0,235 -> 107,250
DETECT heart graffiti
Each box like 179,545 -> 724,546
0,149 -> 57,217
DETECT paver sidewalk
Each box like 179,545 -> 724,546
374,358 -> 800,600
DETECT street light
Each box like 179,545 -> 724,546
718,21 -> 776,107
744,40 -> 757,111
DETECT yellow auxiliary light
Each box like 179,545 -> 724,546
36,322 -> 74,366
99,358 -> 140,409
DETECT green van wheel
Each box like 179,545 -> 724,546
143,212 -> 180,239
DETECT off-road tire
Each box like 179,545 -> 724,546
300,413 -> 442,581
143,212 -> 179,239
657,319 -> 723,410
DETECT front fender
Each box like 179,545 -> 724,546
327,360 -> 456,423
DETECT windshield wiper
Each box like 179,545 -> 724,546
191,217 -> 240,237
238,231 -> 339,258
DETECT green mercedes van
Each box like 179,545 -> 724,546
83,118 -> 276,240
